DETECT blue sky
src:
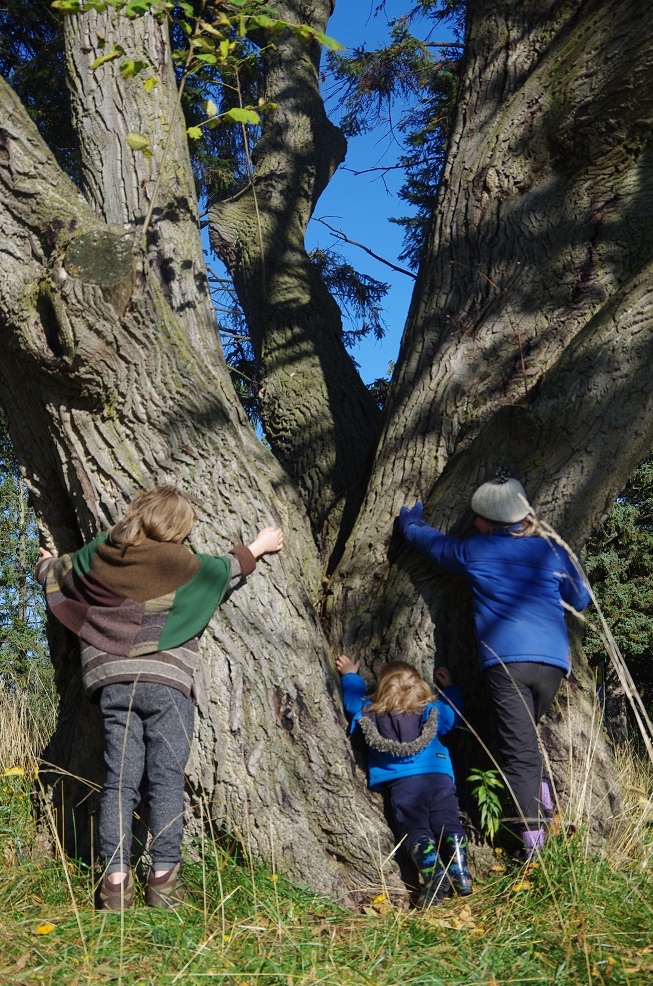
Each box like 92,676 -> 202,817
206,2 -> 456,386
306,1 -> 418,384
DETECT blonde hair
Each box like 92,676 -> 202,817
108,486 -> 196,549
367,662 -> 434,715
488,516 -> 542,538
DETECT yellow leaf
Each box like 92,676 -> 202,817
35,923 -> 56,935
4,766 -> 25,776
205,98 -> 218,118
372,893 -> 387,905
511,881 -> 532,893
143,77 -> 158,93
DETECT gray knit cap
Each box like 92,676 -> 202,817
471,469 -> 531,524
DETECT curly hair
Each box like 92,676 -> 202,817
367,661 -> 434,715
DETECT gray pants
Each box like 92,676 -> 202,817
99,681 -> 195,873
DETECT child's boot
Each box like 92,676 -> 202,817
410,838 -> 449,907
146,862 -> 185,908
520,828 -> 546,861
540,780 -> 553,818
98,871 -> 134,911
443,834 -> 473,896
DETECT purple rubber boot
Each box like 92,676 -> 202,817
521,828 -> 546,861
540,780 -> 553,813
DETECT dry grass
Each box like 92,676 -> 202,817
0,664 -> 57,773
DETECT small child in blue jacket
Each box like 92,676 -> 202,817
336,654 -> 472,906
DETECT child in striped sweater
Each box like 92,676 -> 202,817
37,485 -> 282,910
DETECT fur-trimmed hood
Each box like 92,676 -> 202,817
359,707 -> 439,757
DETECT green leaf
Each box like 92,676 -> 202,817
52,0 -> 107,11
205,99 -> 218,119
143,77 -> 158,93
90,50 -> 121,70
120,59 -> 149,78
186,126 -> 203,140
223,107 -> 260,126
125,131 -> 152,152
125,0 -> 150,16
248,14 -> 278,29
315,31 -> 346,52
195,53 -> 218,65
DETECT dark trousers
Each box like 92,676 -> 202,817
99,681 -> 195,873
484,662 -> 563,829
387,773 -> 464,852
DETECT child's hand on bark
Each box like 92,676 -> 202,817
435,665 -> 453,688
248,526 -> 283,558
335,654 -> 360,676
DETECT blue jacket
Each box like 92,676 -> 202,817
340,672 -> 463,789
398,504 -> 591,673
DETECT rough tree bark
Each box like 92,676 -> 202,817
0,10 -> 396,902
329,0 -> 653,832
209,0 -> 380,551
1,0 -> 652,902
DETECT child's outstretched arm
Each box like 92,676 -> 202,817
247,526 -> 283,558
434,665 -> 464,732
35,546 -> 55,584
335,655 -> 367,726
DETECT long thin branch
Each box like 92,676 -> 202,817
314,217 -> 416,279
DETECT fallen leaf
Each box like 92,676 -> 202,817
511,881 -> 532,893
4,766 -> 25,776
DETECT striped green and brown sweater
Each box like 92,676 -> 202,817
37,533 -> 255,710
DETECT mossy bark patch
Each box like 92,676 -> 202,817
64,230 -> 134,287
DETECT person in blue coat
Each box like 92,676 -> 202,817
397,470 -> 592,857
336,654 -> 472,906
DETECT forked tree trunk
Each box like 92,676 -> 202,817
209,0 -> 380,551
0,18 -> 396,901
329,0 -> 653,834
1,0 -> 652,901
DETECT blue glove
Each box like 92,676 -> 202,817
397,502 -> 424,535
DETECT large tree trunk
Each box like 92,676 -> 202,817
209,0 -> 380,550
1,0 -> 652,901
0,16 -> 396,902
329,0 -> 653,834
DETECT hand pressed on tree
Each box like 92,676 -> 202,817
247,526 -> 284,558
335,654 -> 360,676
435,666 -> 453,689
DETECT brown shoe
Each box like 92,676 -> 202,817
145,862 -> 185,909
98,871 -> 134,911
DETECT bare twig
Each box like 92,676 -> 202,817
314,217 -> 416,278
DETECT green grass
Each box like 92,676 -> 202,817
1,768 -> 652,986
